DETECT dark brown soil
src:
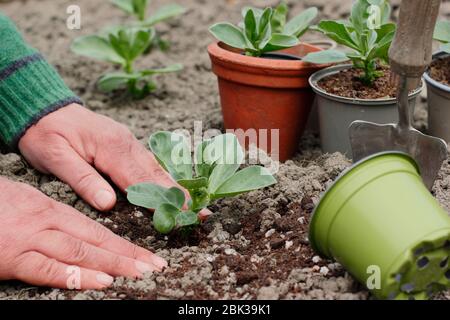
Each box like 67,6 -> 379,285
429,56 -> 450,86
91,197 -> 356,300
318,66 -> 398,99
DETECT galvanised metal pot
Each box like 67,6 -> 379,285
424,52 -> 450,142
309,65 -> 424,157
309,152 -> 450,300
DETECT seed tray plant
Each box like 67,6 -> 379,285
126,132 -> 276,234
71,27 -> 182,98
71,0 -> 184,98
304,0 -> 395,85
434,20 -> 450,53
209,1 -> 318,57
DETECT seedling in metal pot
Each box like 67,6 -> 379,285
110,0 -> 186,51
126,132 -> 277,234
71,27 -> 182,99
209,1 -> 318,57
434,21 -> 450,53
304,0 -> 395,85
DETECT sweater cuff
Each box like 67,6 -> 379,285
0,53 -> 83,150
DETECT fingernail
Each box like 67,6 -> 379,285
96,273 -> 114,287
94,190 -> 115,210
151,255 -> 168,270
135,261 -> 155,274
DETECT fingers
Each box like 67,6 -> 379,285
13,252 -> 114,290
97,138 -> 176,192
44,144 -> 116,212
51,202 -> 167,270
30,230 -> 157,278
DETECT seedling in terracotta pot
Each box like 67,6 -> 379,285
209,1 -> 318,57
71,27 -> 183,99
207,1 -> 326,162
126,132 -> 276,234
304,0 -> 395,85
111,0 -> 186,51
434,20 -> 450,53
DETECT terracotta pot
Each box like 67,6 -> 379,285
208,42 -> 327,162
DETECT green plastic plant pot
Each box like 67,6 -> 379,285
309,152 -> 450,300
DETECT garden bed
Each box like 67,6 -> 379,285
0,0 -> 449,300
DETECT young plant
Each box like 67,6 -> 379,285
111,0 -> 186,50
126,132 -> 277,234
209,1 -> 318,57
71,27 -> 182,99
434,20 -> 450,53
304,0 -> 395,85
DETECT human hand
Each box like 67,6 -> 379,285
0,177 -> 167,289
19,103 -> 212,219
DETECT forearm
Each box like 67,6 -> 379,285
0,13 -> 82,150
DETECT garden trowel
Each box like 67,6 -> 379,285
349,0 -> 447,190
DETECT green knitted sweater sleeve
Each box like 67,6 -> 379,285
0,14 -> 82,149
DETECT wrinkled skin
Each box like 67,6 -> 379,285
0,103 -> 210,289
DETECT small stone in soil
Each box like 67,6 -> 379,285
270,238 -> 285,249
236,271 -> 259,286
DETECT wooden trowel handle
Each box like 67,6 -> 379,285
389,0 -> 441,77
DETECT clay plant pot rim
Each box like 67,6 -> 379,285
207,41 -> 328,74
309,64 -> 424,106
308,151 -> 420,257
423,51 -> 450,94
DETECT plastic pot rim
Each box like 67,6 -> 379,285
308,151 -> 421,257
423,51 -> 450,94
309,64 -> 424,106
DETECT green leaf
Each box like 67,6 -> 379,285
315,20 -> 359,51
109,30 -> 131,61
350,0 -> 369,33
205,134 -> 244,194
284,7 -> 318,38
189,188 -> 209,212
97,72 -> 137,92
209,23 -> 247,49
244,8 -> 258,42
111,0 -> 134,13
143,4 -> 186,26
141,64 -> 183,75
303,49 -> 349,64
195,140 -> 214,178
175,211 -> 199,228
153,203 -> 180,234
262,33 -> 299,53
130,29 -> 153,59
258,8 -> 273,37
434,21 -> 450,43
131,0 -> 148,20
71,35 -> 125,65
368,0 -> 391,25
375,23 -> 395,41
242,6 -> 263,19
242,6 -> 263,20
367,28 -> 394,62
212,166 -> 276,198
126,183 -> 185,210
177,177 -> 208,190
271,1 -> 288,33
149,131 -> 193,181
